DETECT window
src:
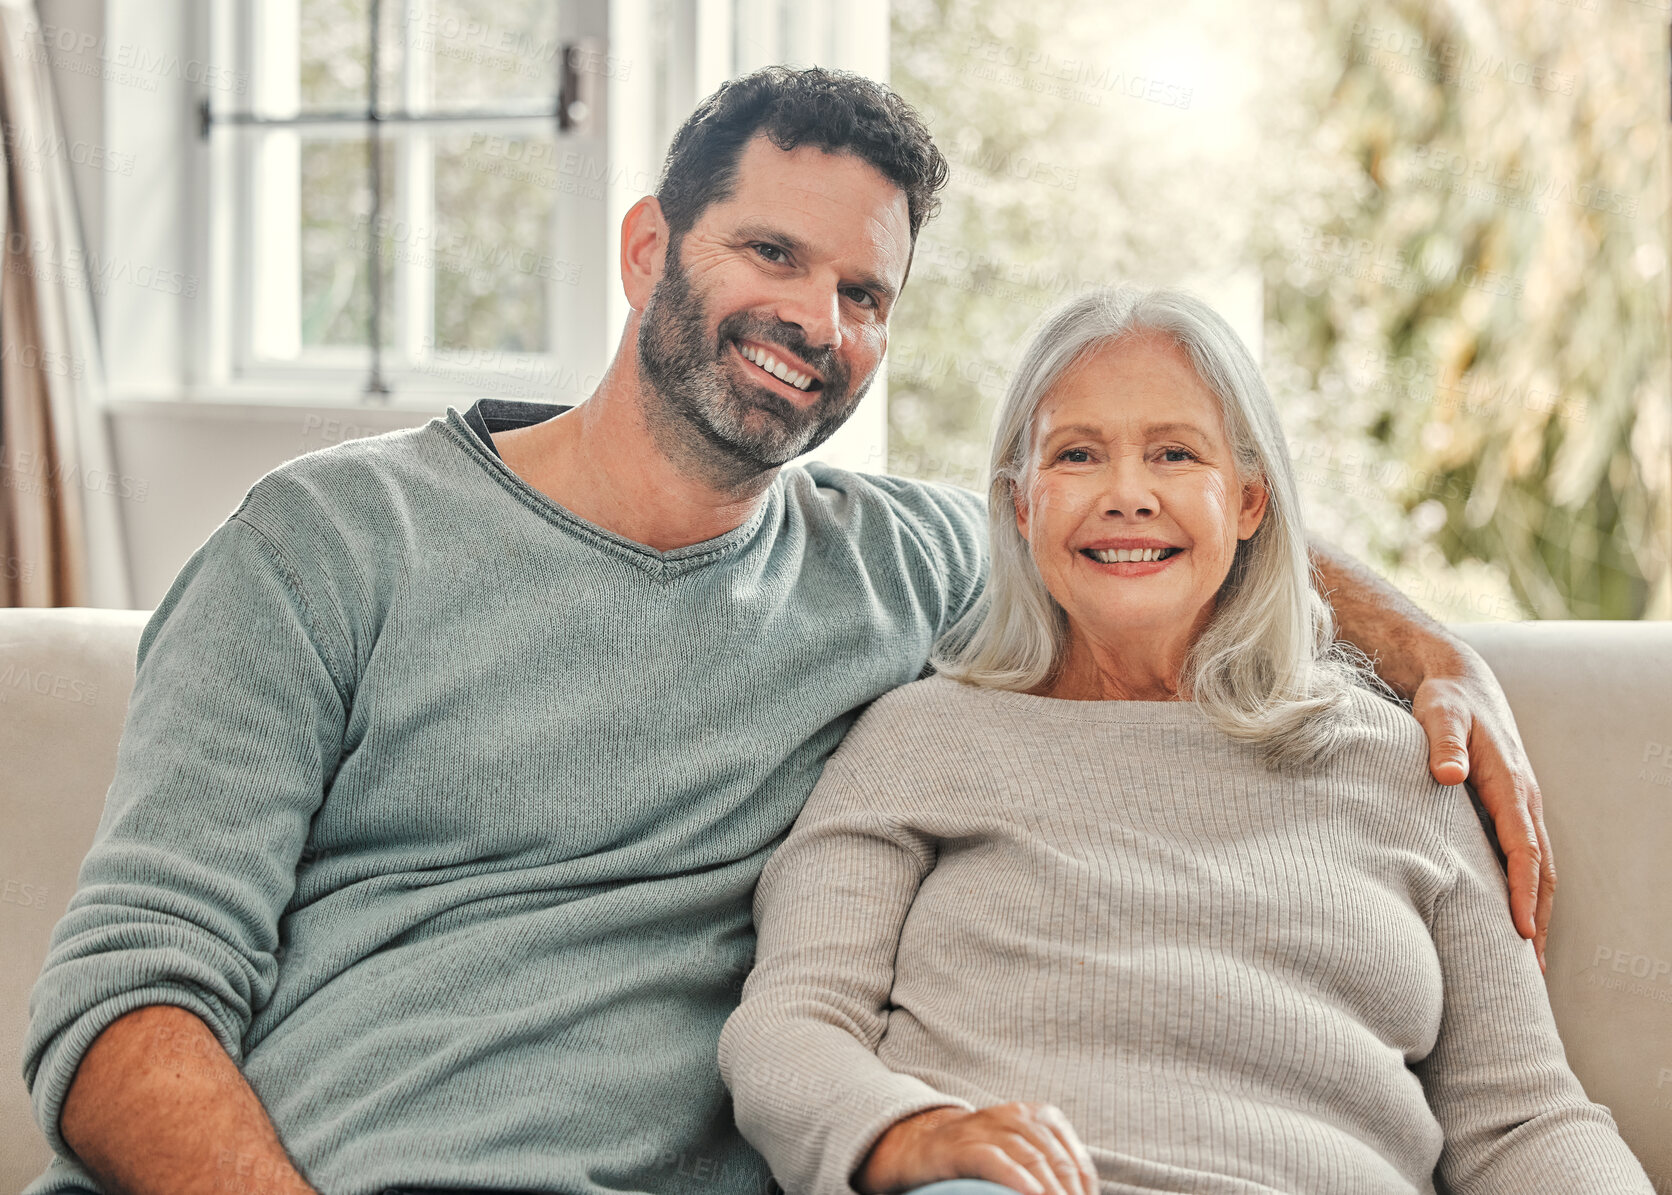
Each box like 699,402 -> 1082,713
202,0 -> 613,402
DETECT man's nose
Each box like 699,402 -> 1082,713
773,278 -> 842,353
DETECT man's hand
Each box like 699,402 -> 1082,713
1409,646 -> 1554,971
852,1102 -> 1099,1195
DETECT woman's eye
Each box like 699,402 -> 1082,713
1160,447 -> 1196,463
1058,448 -> 1092,463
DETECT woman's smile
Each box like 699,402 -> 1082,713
1077,541 -> 1186,575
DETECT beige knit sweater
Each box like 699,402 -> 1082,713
718,674 -> 1652,1195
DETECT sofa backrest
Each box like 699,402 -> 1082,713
1451,619 -> 1671,1189
2,608 -> 149,1190
1,610 -> 1668,1191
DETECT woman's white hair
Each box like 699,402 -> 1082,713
931,284 -> 1395,771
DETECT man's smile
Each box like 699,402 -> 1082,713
731,338 -> 824,395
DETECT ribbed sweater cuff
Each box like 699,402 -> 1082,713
818,1072 -> 974,1195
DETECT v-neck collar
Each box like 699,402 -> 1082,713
443,400 -> 780,580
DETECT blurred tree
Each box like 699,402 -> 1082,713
1263,0 -> 1670,619
886,0 -> 1255,490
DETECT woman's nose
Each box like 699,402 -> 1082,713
1098,455 -> 1158,518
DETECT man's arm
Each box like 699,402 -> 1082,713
1309,536 -> 1554,968
23,502 -> 351,1185
61,1006 -> 317,1195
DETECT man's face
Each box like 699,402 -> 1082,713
636,134 -> 913,479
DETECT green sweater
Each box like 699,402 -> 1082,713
21,402 -> 988,1195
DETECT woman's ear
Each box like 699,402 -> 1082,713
1012,477 -> 1031,542
1237,475 -> 1270,541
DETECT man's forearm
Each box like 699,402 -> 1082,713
60,1004 -> 317,1195
1307,535 -> 1470,700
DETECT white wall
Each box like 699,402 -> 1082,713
105,401 -> 440,604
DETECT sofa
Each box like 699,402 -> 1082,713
2,607 -> 1668,1192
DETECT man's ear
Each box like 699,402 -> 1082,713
1237,474 -> 1270,540
621,195 -> 669,312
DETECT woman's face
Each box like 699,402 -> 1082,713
1014,334 -> 1269,655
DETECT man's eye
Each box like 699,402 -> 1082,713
843,287 -> 877,308
753,243 -> 786,263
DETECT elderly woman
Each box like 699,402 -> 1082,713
717,287 -> 1651,1195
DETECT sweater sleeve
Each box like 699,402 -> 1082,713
718,756 -> 975,1195
1416,793 -> 1653,1193
21,506 -> 351,1160
865,476 -> 990,636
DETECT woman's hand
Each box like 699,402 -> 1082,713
852,1102 -> 1099,1195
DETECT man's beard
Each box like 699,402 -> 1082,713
635,244 -> 872,488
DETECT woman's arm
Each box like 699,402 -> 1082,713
718,774 -> 976,1195
719,748 -> 1098,1195
1415,793 -> 1653,1192
1309,535 -> 1554,968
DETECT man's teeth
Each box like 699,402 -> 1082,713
738,342 -> 815,391
1088,547 -> 1175,563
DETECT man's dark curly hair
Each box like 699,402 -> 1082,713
653,66 -> 949,249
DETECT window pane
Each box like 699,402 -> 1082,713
299,0 -> 370,109
430,130 -> 557,352
299,137 -> 397,348
416,0 -> 565,108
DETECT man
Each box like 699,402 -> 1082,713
24,67 -> 1552,1195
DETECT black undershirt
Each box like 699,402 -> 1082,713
461,397 -> 574,460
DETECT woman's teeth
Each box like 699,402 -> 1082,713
738,342 -> 816,392
1087,547 -> 1177,563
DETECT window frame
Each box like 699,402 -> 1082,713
196,0 -> 613,405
